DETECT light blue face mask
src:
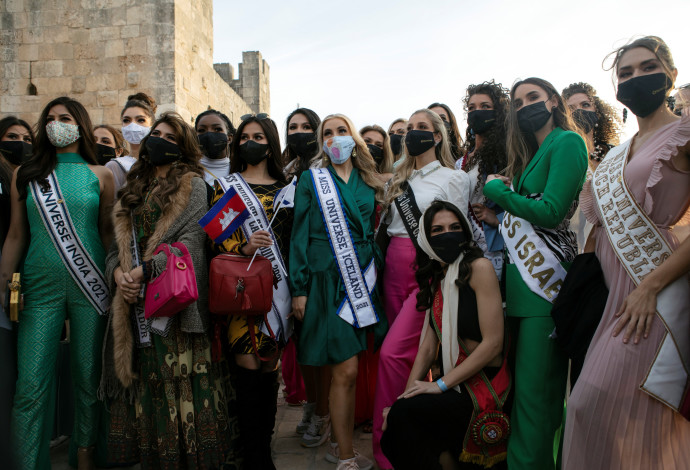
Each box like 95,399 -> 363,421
323,135 -> 356,164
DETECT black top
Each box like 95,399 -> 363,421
429,281 -> 482,343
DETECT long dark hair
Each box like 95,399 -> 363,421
462,80 -> 510,179
428,102 -> 463,160
505,77 -> 580,179
16,96 -> 97,200
231,116 -> 286,183
0,116 -> 34,187
415,201 -> 484,311
117,112 -> 203,217
282,108 -> 321,177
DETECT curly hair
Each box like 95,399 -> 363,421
117,112 -> 203,218
415,200 -> 485,311
562,82 -> 621,151
462,80 -> 510,179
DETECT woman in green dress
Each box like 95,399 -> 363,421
104,112 -> 236,469
482,78 -> 587,470
0,97 -> 114,470
290,114 -> 388,470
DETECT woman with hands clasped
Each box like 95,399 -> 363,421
381,200 -> 510,470
562,36 -> 690,470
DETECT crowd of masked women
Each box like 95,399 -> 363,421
0,35 -> 689,470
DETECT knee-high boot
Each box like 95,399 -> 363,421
235,367 -> 266,469
259,370 -> 279,470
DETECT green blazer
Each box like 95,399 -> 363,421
483,127 -> 587,317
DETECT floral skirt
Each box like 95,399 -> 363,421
107,318 -> 240,469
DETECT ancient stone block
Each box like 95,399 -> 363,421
120,24 -> 139,39
72,76 -> 86,93
97,90 -> 119,107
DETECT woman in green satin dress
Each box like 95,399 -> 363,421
290,114 -> 388,470
0,96 -> 114,470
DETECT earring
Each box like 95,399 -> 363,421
352,148 -> 357,158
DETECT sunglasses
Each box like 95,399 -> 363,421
240,113 -> 269,121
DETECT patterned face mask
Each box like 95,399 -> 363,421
46,121 -> 80,148
323,135 -> 356,164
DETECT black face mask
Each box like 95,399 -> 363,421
429,231 -> 467,264
572,109 -> 599,134
616,73 -> 672,118
145,136 -> 182,166
517,101 -> 553,134
0,141 -> 32,166
405,130 -> 436,157
366,144 -> 383,163
96,143 -> 116,165
198,132 -> 228,159
287,132 -> 317,158
239,140 -> 269,166
389,134 -> 403,155
467,110 -> 496,135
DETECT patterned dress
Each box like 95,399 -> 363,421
108,183 -> 240,470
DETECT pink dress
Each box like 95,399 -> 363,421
563,115 -> 690,469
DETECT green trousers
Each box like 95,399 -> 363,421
507,316 -> 568,470
11,271 -> 105,470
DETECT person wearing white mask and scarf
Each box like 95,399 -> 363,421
106,92 -> 156,193
381,200 -> 510,470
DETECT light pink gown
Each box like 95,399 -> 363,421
563,115 -> 690,469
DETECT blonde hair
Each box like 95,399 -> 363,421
316,114 -> 385,202
360,124 -> 395,174
385,109 -> 455,206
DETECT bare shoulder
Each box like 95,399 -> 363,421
88,164 -> 114,180
469,257 -> 499,289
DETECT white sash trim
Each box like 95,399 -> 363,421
130,222 -> 151,347
218,174 -> 293,341
593,140 -> 690,413
311,168 -> 379,328
30,172 -> 110,315
499,209 -> 568,303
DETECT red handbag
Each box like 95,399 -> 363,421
209,253 -> 275,316
209,253 -> 276,361
144,242 -> 199,318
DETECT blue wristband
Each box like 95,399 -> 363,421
436,378 -> 449,392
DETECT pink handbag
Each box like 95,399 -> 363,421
144,242 -> 199,318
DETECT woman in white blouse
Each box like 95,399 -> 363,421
372,108 -> 470,470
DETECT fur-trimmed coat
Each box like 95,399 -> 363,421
104,172 -> 209,388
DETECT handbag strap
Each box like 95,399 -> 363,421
248,316 -> 280,362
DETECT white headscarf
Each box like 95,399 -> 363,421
416,201 -> 472,392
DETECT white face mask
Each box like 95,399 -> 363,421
121,122 -> 151,144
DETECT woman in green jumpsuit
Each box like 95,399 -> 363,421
483,78 -> 587,470
0,97 -> 114,470
290,114 -> 387,470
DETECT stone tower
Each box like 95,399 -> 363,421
0,0 -> 269,127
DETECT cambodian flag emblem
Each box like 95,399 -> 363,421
198,187 -> 249,244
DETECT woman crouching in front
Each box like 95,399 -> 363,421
381,200 -> 510,470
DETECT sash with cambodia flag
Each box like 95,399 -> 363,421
310,168 -> 378,328
217,173 -> 293,342
30,172 -> 110,316
430,288 -> 511,467
593,140 -> 690,418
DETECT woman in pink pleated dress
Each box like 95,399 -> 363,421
563,36 -> 690,470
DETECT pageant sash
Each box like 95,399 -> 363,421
310,168 -> 379,328
430,289 -> 511,466
130,221 -> 151,347
499,209 -> 568,303
30,172 -> 110,315
218,173 -> 293,341
393,181 -> 423,248
468,203 -> 503,280
593,140 -> 690,417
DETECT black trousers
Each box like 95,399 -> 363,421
381,388 -> 508,470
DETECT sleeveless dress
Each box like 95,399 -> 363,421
13,153 -> 107,469
563,115 -> 690,469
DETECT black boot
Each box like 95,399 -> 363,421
235,367 -> 265,469
259,370 -> 279,470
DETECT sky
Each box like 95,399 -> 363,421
213,0 -> 689,144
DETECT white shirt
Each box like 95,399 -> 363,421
387,160 -> 471,238
200,156 -> 230,186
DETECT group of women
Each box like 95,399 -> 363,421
0,35 -> 688,470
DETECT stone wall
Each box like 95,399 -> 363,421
0,0 -> 268,130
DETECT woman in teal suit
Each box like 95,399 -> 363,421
290,114 -> 387,470
483,78 -> 587,470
